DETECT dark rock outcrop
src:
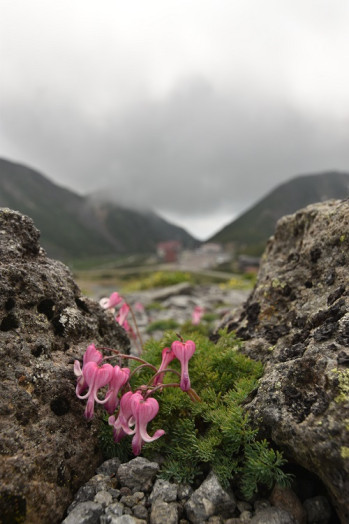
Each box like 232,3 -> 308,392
220,199 -> 349,523
0,208 -> 130,524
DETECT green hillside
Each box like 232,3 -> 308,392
0,158 -> 197,260
210,172 -> 349,256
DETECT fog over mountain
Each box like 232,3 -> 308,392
1,1 -> 349,238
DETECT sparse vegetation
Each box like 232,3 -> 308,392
98,328 -> 292,498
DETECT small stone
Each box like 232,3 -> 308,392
149,478 -> 178,503
120,487 -> 132,497
208,516 -> 223,523
117,457 -> 159,493
61,501 -> 104,524
132,492 -> 145,504
253,499 -> 270,513
109,488 -> 121,500
237,501 -> 253,513
239,510 -> 252,522
270,484 -> 306,524
177,484 -> 193,501
185,471 -> 236,524
109,516 -> 138,524
120,494 -> 140,508
89,473 -> 113,493
133,503 -> 149,520
105,502 -> 125,519
96,458 -> 121,477
94,490 -> 113,508
303,495 -> 332,524
67,484 -> 97,513
250,507 -> 296,523
150,500 -> 179,524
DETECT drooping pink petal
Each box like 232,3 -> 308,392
74,360 -> 82,377
104,366 -> 131,414
77,361 -> 114,420
74,344 -> 103,396
171,340 -> 196,391
83,344 -> 103,366
116,303 -> 130,327
192,306 -> 204,325
153,347 -> 176,386
93,364 -> 114,402
108,391 -> 136,441
130,394 -> 165,455
123,319 -> 137,340
99,292 -> 123,309
134,302 -> 144,312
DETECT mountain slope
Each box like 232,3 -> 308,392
0,158 -> 197,260
210,172 -> 349,255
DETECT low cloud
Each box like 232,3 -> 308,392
1,76 -> 349,225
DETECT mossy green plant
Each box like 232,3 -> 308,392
146,319 -> 180,333
98,328 -> 292,498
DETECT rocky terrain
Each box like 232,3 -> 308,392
1,200 -> 348,523
61,456 -> 333,524
0,209 -> 130,524
221,199 -> 349,523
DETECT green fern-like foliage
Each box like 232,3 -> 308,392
99,328 -> 291,497
241,440 -> 292,499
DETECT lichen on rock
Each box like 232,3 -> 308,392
0,208 -> 130,524
220,199 -> 349,523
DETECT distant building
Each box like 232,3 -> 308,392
157,241 -> 182,263
199,243 -> 222,254
238,255 -> 260,273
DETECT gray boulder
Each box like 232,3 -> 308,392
62,501 -> 104,524
220,200 -> 349,523
184,471 -> 236,523
150,500 -> 179,524
149,478 -> 178,503
0,209 -> 130,524
250,507 -> 296,523
117,457 -> 159,493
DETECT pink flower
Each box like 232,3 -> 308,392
76,361 -> 114,420
108,391 -> 165,454
116,303 -> 130,327
171,340 -> 196,391
134,302 -> 145,313
123,319 -> 137,340
192,306 -> 204,325
108,391 -> 135,442
99,292 -> 123,310
74,344 -> 103,396
153,347 -> 176,386
130,393 -> 165,455
104,365 -> 131,414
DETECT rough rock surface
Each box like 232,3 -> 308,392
0,208 -> 130,524
64,457 -> 331,523
184,471 -> 236,523
220,199 -> 349,522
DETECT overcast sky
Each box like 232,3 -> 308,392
1,1 -> 349,239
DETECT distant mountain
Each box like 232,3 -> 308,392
210,172 -> 349,256
0,158 -> 198,260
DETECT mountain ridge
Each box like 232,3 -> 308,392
0,158 -> 198,260
210,171 -> 349,255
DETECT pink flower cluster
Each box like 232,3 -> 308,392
74,338 -> 197,455
99,292 -> 136,339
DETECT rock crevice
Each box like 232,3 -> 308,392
221,200 -> 349,523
